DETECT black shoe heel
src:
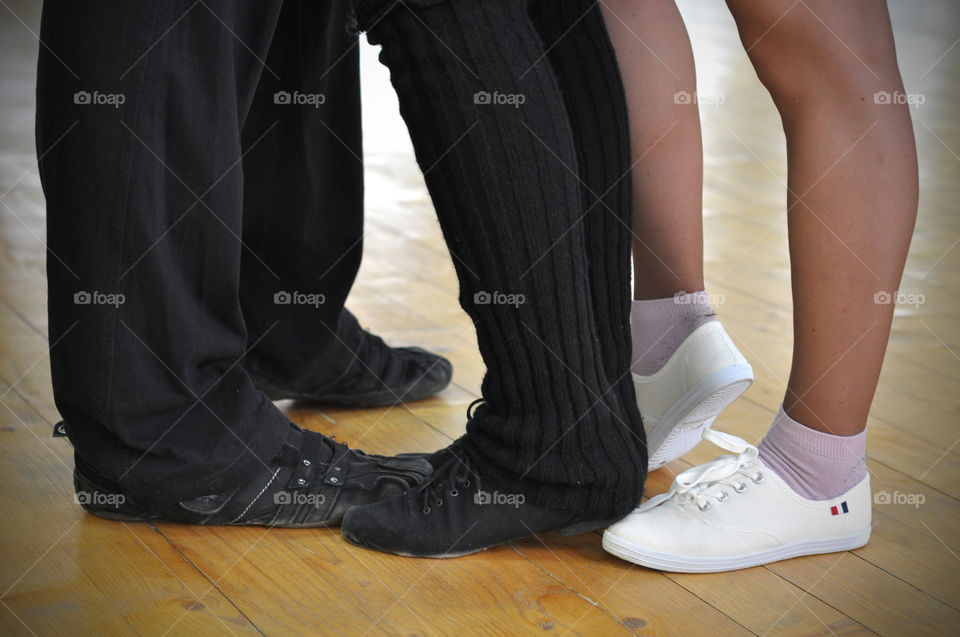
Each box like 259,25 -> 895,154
74,469 -> 152,522
557,517 -> 620,536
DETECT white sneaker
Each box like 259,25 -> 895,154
635,321 -> 753,471
603,429 -> 871,573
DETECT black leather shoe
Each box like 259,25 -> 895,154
74,423 -> 432,527
252,311 -> 453,407
341,442 -> 619,557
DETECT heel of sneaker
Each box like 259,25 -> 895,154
648,417 -> 715,471
646,364 -> 754,471
74,468 -> 151,522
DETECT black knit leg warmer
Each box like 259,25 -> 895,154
353,0 -> 644,517
528,0 -> 648,474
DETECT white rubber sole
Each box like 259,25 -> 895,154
644,363 -> 754,471
602,527 -> 871,573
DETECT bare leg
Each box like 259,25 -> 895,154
601,0 -> 917,571
603,1 -> 754,472
726,0 -> 918,435
601,0 -> 704,300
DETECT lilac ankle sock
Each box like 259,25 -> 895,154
758,406 -> 867,500
631,291 -> 716,375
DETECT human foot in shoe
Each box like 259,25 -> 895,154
341,442 -> 620,558
251,309 -> 453,407
634,320 -> 753,471
74,423 -> 432,527
602,429 -> 871,573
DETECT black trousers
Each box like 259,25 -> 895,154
37,0 -> 365,505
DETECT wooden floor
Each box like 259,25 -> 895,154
2,1 -> 959,635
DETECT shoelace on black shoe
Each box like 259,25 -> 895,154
418,399 -> 486,514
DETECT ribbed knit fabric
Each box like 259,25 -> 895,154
353,0 -> 645,516
528,0 -> 646,475
759,406 -> 868,500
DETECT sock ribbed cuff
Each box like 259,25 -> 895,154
758,405 -> 867,500
765,406 -> 867,459
631,291 -> 715,324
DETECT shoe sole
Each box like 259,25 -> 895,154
645,363 -> 754,471
75,469 -> 348,527
265,385 -> 440,408
341,516 -> 619,559
602,526 -> 871,573
79,506 -> 156,523
79,505 -> 343,528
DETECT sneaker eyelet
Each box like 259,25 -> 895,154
302,459 -> 311,467
717,490 -> 729,502
734,481 -> 746,493
422,507 -> 431,515
296,478 -> 307,486
462,479 -> 470,487
751,472 -> 764,484
449,489 -> 459,497
435,498 -> 443,507
698,501 -> 711,512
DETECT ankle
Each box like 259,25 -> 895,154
758,406 -> 867,500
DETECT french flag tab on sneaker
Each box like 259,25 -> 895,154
831,501 -> 849,516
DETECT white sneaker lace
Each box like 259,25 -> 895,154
639,429 -> 765,513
